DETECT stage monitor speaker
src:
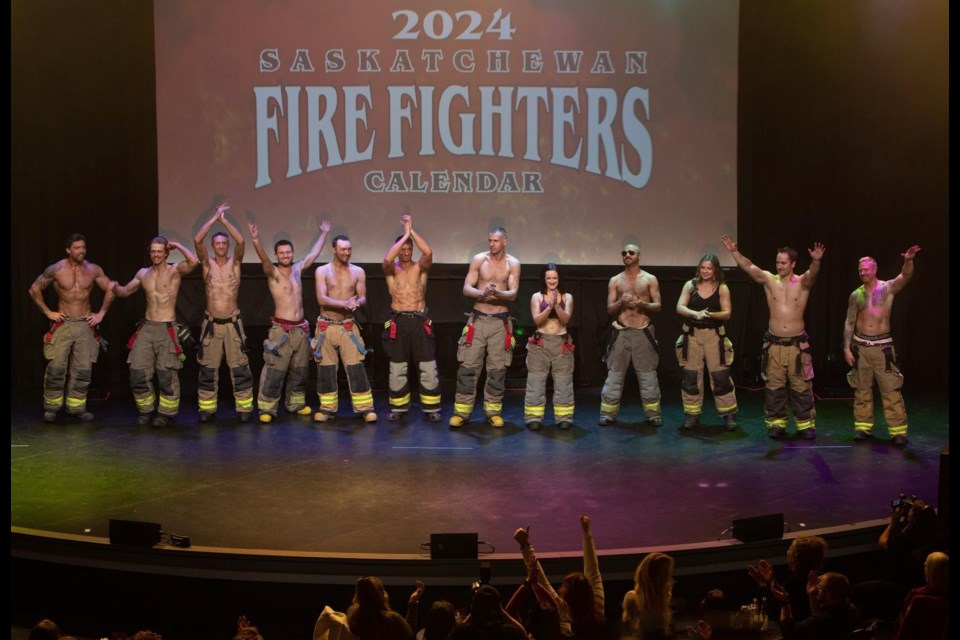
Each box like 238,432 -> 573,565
430,532 -> 479,559
109,518 -> 161,547
732,513 -> 784,543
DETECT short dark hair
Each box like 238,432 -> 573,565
274,239 -> 293,253
150,236 -> 169,248
395,235 -> 413,245
489,226 -> 507,236
777,246 -> 798,263
65,233 -> 86,248
332,234 -> 350,248
212,231 -> 229,242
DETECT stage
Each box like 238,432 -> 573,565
10,384 -> 948,639
12,384 -> 947,554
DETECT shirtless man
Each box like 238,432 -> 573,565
599,243 -> 663,427
722,234 -> 825,439
450,226 -> 522,428
114,236 -> 199,427
381,214 -> 441,422
248,218 -> 330,423
193,202 -> 253,423
29,233 -> 115,423
313,234 -> 377,423
842,246 -> 920,446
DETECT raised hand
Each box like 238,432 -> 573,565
808,242 -> 825,261
580,515 -> 591,533
409,579 -> 425,604
247,222 -> 259,240
902,245 -> 921,260
319,218 -> 332,234
513,525 -> 531,546
720,234 -> 737,253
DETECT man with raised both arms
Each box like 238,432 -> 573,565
29,233 -> 116,423
843,245 -> 920,446
450,226 -> 522,428
114,236 -> 199,427
381,213 -> 441,422
722,234 -> 825,439
599,242 -> 663,427
313,233 -> 377,423
248,218 -> 331,423
193,201 -> 254,423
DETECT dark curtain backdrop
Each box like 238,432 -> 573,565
12,1 -> 948,403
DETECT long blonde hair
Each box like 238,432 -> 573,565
623,552 -> 674,633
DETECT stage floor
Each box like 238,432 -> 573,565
11,386 -> 948,556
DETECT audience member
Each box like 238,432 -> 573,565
621,552 -> 675,639
345,576 -> 414,640
747,535 -> 828,622
504,551 -> 563,640
448,584 -> 527,640
28,618 -> 60,640
514,516 -> 605,638
415,600 -> 457,640
774,571 -> 860,640
893,551 -> 949,640
234,615 -> 264,640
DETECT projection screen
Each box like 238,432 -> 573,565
155,0 -> 739,265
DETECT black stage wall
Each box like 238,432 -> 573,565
12,1 -> 949,400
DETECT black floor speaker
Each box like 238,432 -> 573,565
109,519 -> 161,547
731,513 -> 784,543
430,532 -> 479,559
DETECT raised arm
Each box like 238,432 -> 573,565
383,216 -> 411,274
888,245 -> 920,295
219,204 -> 246,262
514,526 -> 560,602
170,241 -> 200,275
721,234 -> 767,284
410,225 -> 433,270
28,263 -> 64,322
298,218 -> 332,268
193,204 -> 226,262
800,242 -> 824,290
580,516 -> 605,615
842,291 -> 859,367
247,222 -> 275,277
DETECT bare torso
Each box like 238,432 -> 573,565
613,270 -> 656,328
318,262 -> 364,321
267,265 -> 305,322
472,253 -> 518,314
532,291 -> 571,335
141,264 -> 185,322
203,256 -> 241,317
48,259 -> 101,316
386,260 -> 427,312
764,274 -> 810,336
853,280 -> 895,335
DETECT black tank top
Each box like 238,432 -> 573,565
689,282 -> 721,313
